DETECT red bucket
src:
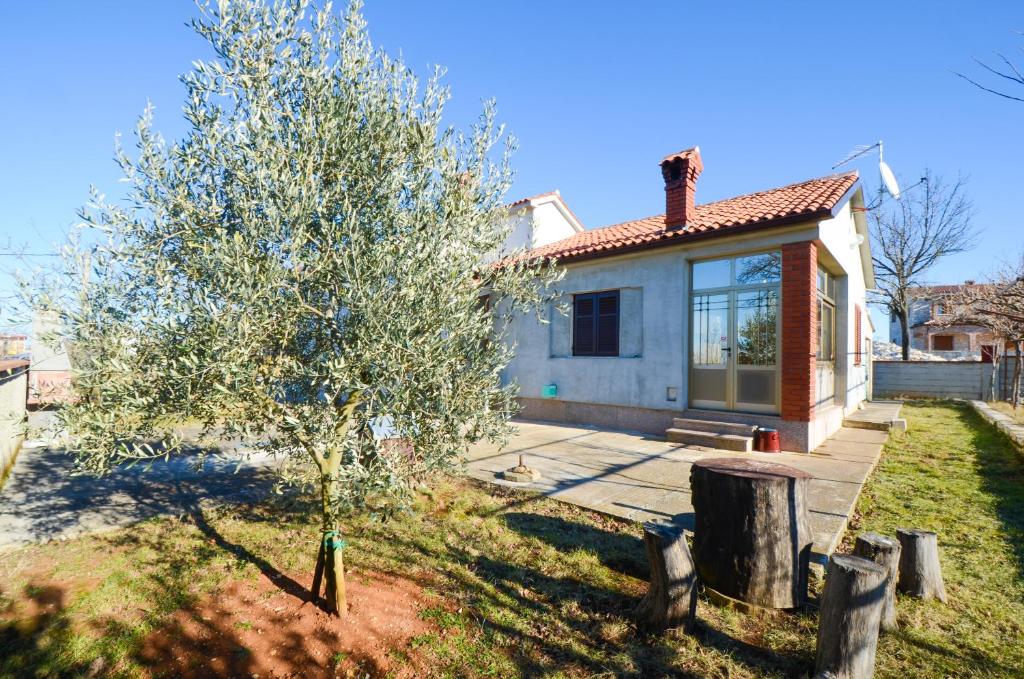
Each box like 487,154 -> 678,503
755,428 -> 781,453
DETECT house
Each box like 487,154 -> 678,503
501,147 -> 873,453
503,190 -> 585,252
0,333 -> 28,359
889,283 -> 1005,361
28,313 -> 73,405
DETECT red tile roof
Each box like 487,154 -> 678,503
524,171 -> 859,264
0,359 -> 29,373
507,191 -> 560,208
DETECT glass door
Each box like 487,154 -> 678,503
691,293 -> 730,409
690,253 -> 781,414
734,288 -> 779,413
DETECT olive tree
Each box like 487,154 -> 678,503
30,0 -> 558,615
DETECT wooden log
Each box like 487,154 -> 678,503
690,457 -> 813,608
814,554 -> 888,679
634,522 -> 698,631
852,532 -> 901,632
895,529 -> 947,602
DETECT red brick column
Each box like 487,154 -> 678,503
781,242 -> 817,422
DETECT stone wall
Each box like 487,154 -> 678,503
0,362 -> 29,487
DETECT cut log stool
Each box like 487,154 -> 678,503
690,457 -> 813,609
896,529 -> 947,602
852,532 -> 901,632
634,522 -> 698,631
814,554 -> 888,679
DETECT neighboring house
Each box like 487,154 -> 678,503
28,313 -> 73,405
0,359 -> 29,480
501,147 -> 873,453
0,333 -> 28,359
502,190 -> 585,253
889,283 -> 1004,361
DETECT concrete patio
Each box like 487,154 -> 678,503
466,402 -> 900,561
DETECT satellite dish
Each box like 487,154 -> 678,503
879,160 -> 901,200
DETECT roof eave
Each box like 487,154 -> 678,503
550,209 -> 833,266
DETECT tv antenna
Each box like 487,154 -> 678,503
832,140 -> 902,201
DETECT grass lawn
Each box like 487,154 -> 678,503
2,400 -> 1023,677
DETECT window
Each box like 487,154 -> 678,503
573,290 -> 619,356
933,303 -> 946,317
932,335 -> 954,351
816,267 -> 835,362
692,252 -> 781,290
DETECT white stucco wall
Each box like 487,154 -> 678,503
505,249 -> 688,411
529,200 -> 580,247
816,199 -> 871,413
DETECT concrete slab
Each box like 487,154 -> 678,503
466,404 -> 898,561
0,415 -> 281,550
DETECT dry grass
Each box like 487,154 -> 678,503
2,400 -> 1022,677
989,400 -> 1024,424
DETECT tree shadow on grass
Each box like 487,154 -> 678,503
501,511 -> 648,579
361,509 -> 811,678
961,404 -> 1024,581
0,583 -> 86,677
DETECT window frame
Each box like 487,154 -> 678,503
816,267 -> 836,363
572,289 -> 620,357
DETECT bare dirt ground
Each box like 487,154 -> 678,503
138,570 -> 435,678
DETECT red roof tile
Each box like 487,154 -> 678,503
524,171 -> 859,263
0,359 -> 29,373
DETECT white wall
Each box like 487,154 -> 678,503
529,200 -> 580,247
505,248 -> 688,410
816,199 -> 871,412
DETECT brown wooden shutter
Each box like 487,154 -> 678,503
573,290 -> 620,356
573,295 -> 595,355
854,304 -> 862,365
595,291 -> 620,356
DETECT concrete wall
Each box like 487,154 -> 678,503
0,363 -> 28,485
816,200 -> 871,413
873,359 -> 1022,399
530,200 -> 580,247
505,247 -> 688,412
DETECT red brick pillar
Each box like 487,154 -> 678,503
781,242 -> 817,422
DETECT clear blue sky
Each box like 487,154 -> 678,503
1,1 -> 1021,340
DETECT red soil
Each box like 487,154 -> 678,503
139,569 -> 436,678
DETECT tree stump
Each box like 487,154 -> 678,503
690,457 -> 813,608
814,554 -> 888,679
896,529 -> 947,602
852,532 -> 901,632
634,522 -> 698,632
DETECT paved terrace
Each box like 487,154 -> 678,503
466,402 -> 902,561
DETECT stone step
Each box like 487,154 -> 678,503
842,418 -> 891,432
671,418 -> 757,438
666,428 -> 754,452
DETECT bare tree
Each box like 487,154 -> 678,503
956,32 -> 1024,102
871,171 -> 977,360
943,255 -> 1024,407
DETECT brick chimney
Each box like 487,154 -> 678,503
660,147 -> 703,229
